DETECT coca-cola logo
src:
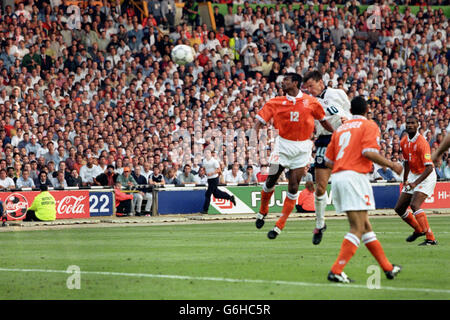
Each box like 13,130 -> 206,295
5,193 -> 28,220
57,196 -> 87,215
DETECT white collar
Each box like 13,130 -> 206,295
286,90 -> 303,103
352,115 -> 367,120
407,131 -> 420,143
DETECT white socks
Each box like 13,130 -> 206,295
315,193 -> 327,229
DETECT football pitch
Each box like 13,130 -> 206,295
0,215 -> 449,300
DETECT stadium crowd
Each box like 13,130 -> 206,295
0,0 -> 449,206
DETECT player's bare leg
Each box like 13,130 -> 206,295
268,166 -> 305,239
410,191 -> 437,246
256,163 -> 284,229
313,167 -> 331,244
328,211 -> 401,283
394,192 -> 424,242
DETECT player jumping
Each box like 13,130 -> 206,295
302,70 -> 352,245
253,73 -> 334,239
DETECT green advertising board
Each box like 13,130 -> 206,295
208,184 -> 334,214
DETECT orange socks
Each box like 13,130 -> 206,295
400,210 -> 422,234
275,192 -> 298,230
414,209 -> 435,241
331,233 -> 359,274
259,189 -> 274,215
362,232 -> 393,272
331,232 -> 394,274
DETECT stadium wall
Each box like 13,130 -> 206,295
0,188 -> 114,221
1,182 -> 447,219
157,182 -> 450,215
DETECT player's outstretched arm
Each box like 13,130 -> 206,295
363,151 -> 403,176
431,133 -> 450,165
319,119 -> 334,133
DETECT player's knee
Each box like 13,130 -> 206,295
410,203 -> 421,213
265,177 -> 277,189
288,185 -> 299,195
315,184 -> 326,197
394,203 -> 406,216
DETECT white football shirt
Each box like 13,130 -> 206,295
315,87 -> 352,136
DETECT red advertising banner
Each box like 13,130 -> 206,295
399,182 -> 450,209
0,190 -> 90,221
422,182 -> 450,209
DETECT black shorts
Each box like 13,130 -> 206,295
314,135 -> 332,169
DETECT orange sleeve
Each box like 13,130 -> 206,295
400,137 -> 408,159
361,121 -> 381,155
324,132 -> 337,164
310,99 -> 325,121
256,100 -> 274,124
419,138 -> 433,167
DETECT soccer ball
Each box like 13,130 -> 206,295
171,44 -> 195,65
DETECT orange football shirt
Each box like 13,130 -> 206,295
325,116 -> 381,174
256,93 -> 325,141
400,133 -> 434,175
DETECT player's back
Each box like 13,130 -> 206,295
400,133 -> 433,175
325,116 -> 380,174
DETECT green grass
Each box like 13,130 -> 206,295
0,216 -> 449,300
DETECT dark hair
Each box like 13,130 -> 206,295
350,96 -> 368,116
284,72 -> 302,88
40,185 -> 48,192
406,115 -> 419,123
303,70 -> 322,83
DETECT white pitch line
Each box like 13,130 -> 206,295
0,267 -> 449,295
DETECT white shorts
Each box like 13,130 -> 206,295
268,136 -> 313,170
331,170 -> 375,213
402,170 -> 437,197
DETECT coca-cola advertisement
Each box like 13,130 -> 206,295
54,191 -> 90,219
0,190 -> 91,220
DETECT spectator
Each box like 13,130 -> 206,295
52,170 -> 68,189
296,181 -> 316,213
213,6 -> 225,29
243,165 -> 258,184
0,168 -> 15,190
300,164 -> 314,182
67,169 -> 83,187
16,169 -> 35,189
195,166 -> 208,185
164,168 -> 180,185
43,142 -> 60,167
79,156 -> 102,187
151,166 -> 166,186
223,162 -> 245,184
96,165 -> 118,187
183,0 -> 200,27
374,166 -> 396,182
132,166 -> 153,215
257,165 -> 269,183
443,160 -> 450,180
178,164 -> 196,184
114,181 -> 134,217
116,166 -> 144,216
34,171 -> 53,189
